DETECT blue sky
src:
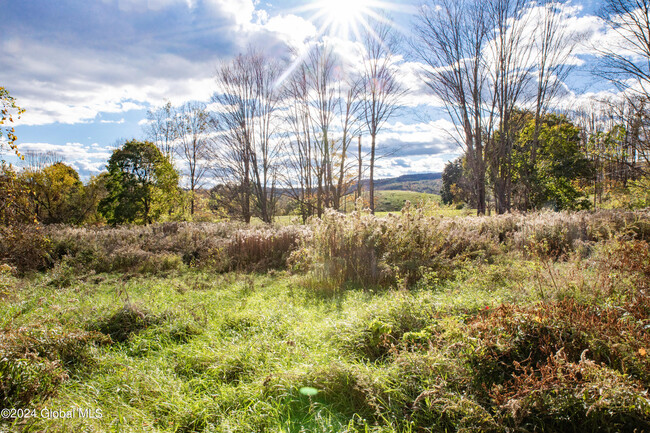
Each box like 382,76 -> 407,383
0,0 -> 621,181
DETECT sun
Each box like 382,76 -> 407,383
274,0 -> 407,87
293,0 -> 391,42
316,0 -> 372,40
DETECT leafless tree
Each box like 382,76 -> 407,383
283,44 -> 363,219
145,101 -> 177,162
284,61 -> 315,221
212,48 -> 284,223
360,20 -> 405,214
413,0 -> 492,215
334,77 -> 363,210
174,102 -> 212,215
415,0 -> 580,214
597,0 -> 650,96
485,0 -> 536,213
307,44 -> 338,216
597,0 -> 650,174
22,151 -> 63,171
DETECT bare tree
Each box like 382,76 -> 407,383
413,0 -> 492,215
307,44 -> 338,216
284,61 -> 315,221
486,0 -> 536,213
334,77 -> 363,210
597,0 -> 650,175
361,20 -> 406,214
597,0 -> 650,96
145,101 -> 177,162
212,48 -> 284,223
415,0 -> 580,214
22,151 -> 63,171
283,43 -> 363,219
175,102 -> 212,216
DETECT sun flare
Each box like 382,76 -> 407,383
292,0 -> 401,42
318,0 -> 372,39
275,0 -> 406,88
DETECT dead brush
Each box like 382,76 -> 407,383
600,238 -> 650,279
0,225 -> 53,273
225,226 -> 306,272
468,299 -> 650,386
490,351 -> 650,431
32,222 -> 306,275
300,206 -> 501,290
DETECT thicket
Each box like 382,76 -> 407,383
0,222 -> 308,275
1,206 -> 648,284
294,204 -> 650,290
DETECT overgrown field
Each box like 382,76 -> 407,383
1,208 -> 650,432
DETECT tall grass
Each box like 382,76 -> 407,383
295,205 -> 650,290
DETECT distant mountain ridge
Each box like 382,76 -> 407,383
365,172 -> 443,194
206,172 -> 444,196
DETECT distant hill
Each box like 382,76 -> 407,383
207,172 -> 444,199
363,173 -> 443,195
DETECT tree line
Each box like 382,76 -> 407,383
2,0 -> 650,226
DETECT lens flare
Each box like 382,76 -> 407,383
291,0 -> 407,43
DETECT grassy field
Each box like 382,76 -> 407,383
373,190 -> 440,213
250,194 -> 470,225
1,210 -> 650,432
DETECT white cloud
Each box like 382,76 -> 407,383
208,0 -> 256,26
376,154 -> 456,178
0,0 -> 306,127
379,119 -> 457,149
263,14 -> 317,45
17,142 -> 111,176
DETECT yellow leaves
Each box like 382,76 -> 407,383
639,348 -> 647,357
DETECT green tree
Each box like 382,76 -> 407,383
79,173 -> 110,224
514,114 -> 593,210
0,163 -> 32,225
99,140 -> 179,224
441,158 -> 464,205
0,89 -> 31,226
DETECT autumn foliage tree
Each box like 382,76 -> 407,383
0,87 -> 24,160
0,87 -> 30,226
22,162 -> 86,224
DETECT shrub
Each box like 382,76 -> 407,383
0,225 -> 52,273
0,327 -> 109,407
294,207 -> 650,290
337,295 -> 441,362
296,205 -> 497,289
223,226 -> 306,272
467,299 -> 650,387
90,304 -> 165,343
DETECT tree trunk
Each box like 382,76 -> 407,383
357,136 -> 362,201
369,133 -> 376,214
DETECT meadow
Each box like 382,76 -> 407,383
1,206 -> 650,432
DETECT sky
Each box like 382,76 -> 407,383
0,0 -> 622,183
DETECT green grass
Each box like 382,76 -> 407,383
373,190 -> 440,212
